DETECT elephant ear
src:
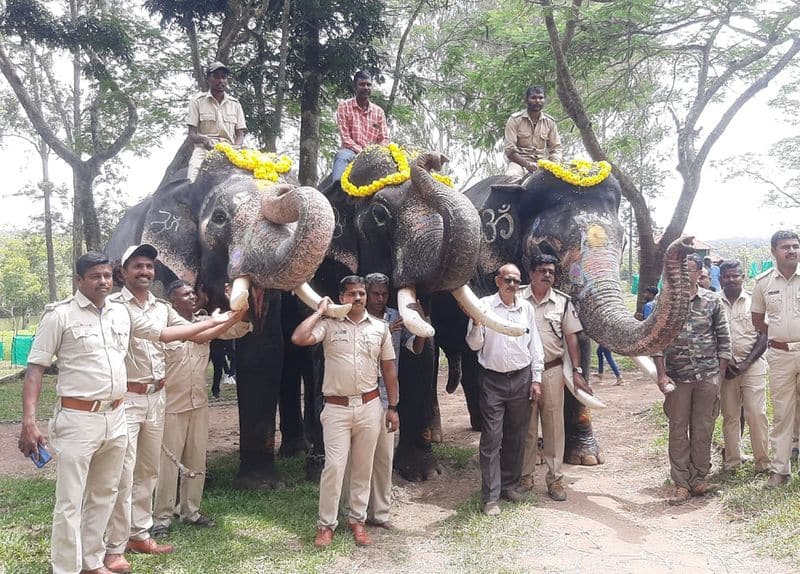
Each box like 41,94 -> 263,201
140,176 -> 202,286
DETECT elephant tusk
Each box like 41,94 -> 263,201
293,282 -> 352,318
631,356 -> 658,382
451,285 -> 527,337
397,287 -> 435,338
230,276 -> 250,311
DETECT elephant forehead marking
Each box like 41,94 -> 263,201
585,224 -> 608,248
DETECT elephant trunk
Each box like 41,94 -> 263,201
575,235 -> 694,356
410,156 -> 481,292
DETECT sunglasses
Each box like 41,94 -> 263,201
502,277 -> 521,285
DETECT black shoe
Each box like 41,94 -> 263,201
501,489 -> 526,503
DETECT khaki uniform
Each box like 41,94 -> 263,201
154,317 -> 250,527
719,291 -> 770,471
752,266 -> 800,475
519,286 -> 582,487
503,110 -> 562,180
311,312 -> 395,529
185,92 -> 246,181
28,291 -> 161,574
105,288 -> 189,554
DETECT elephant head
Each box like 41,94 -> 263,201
467,164 -> 693,356
107,149 -> 340,322
318,145 -> 522,337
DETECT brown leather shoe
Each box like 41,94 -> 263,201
366,517 -> 395,530
126,536 -> 176,554
348,521 -> 373,547
668,485 -> 691,506
766,472 -> 790,488
518,474 -> 534,492
547,479 -> 567,501
691,481 -> 718,496
103,553 -> 131,574
314,526 -> 334,548
81,568 -> 114,574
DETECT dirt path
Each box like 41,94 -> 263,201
1,373 -> 792,573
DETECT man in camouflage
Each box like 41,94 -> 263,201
652,254 -> 731,505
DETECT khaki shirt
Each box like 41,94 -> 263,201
311,312 -> 395,397
751,266 -> 800,343
163,316 -> 252,414
186,92 -> 246,147
27,291 -> 162,401
110,287 -> 189,386
520,286 -> 582,363
503,110 -> 562,164
720,290 -> 766,376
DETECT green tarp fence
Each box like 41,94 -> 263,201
11,335 -> 34,366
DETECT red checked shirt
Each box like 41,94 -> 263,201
336,98 -> 390,153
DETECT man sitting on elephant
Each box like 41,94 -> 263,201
331,70 -> 390,182
519,254 -> 592,501
186,61 -> 247,182
503,85 -> 562,183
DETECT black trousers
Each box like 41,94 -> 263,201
478,364 -> 532,503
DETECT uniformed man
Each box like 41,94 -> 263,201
751,229 -> 800,487
518,254 -> 591,502
503,85 -> 562,183
104,245 -> 244,573
18,252 -> 239,574
152,281 -> 251,539
652,254 -> 731,505
718,260 -> 770,473
186,61 -> 247,181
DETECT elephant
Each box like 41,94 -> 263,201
106,147 -> 342,488
434,162 -> 693,465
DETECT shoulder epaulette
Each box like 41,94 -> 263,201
154,296 -> 171,306
107,291 -> 124,302
755,268 -> 775,282
43,296 -> 73,312
192,92 -> 210,101
552,288 -> 571,301
510,109 -> 527,119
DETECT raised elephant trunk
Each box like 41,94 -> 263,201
575,235 -> 695,356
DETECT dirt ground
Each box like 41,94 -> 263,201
1,372 -> 794,573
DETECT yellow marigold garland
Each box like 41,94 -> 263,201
537,159 -> 612,187
214,142 -> 292,182
341,143 -> 453,197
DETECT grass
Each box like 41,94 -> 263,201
432,443 -> 476,470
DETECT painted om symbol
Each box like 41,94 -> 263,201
331,205 -> 344,239
149,210 -> 180,234
481,205 -> 514,244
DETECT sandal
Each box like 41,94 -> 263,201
185,514 -> 215,527
151,524 -> 170,539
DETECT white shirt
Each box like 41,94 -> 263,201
465,293 -> 544,382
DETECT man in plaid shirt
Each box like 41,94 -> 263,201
332,70 -> 390,182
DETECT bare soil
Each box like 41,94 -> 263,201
1,372 -> 793,573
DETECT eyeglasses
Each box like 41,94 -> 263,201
535,269 -> 556,276
502,277 -> 521,285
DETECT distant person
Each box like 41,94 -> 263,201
641,286 -> 658,320
503,85 -> 562,183
698,267 -> 713,291
466,263 -> 544,515
704,256 -> 721,291
186,61 -> 247,182
332,71 -> 390,182
209,339 -> 235,399
751,230 -> 800,487
594,345 -> 622,386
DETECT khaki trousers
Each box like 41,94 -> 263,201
49,405 -> 127,574
766,348 -> 800,475
187,147 -> 209,182
720,368 -> 770,471
154,406 -> 209,527
317,398 -> 382,529
521,366 -> 565,486
663,376 -> 720,489
105,389 -> 166,553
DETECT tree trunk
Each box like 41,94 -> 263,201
267,0 -> 292,152
40,166 -> 57,302
298,18 -> 322,187
75,167 -> 102,251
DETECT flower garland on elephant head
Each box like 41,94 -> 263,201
214,142 -> 293,182
537,158 -> 612,187
341,143 -> 453,198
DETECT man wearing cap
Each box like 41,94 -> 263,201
332,70 -> 390,182
18,251 -> 241,574
103,244 -> 242,572
291,275 -> 399,548
186,61 -> 247,182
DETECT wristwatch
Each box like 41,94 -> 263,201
387,404 -> 398,411
573,367 -> 583,375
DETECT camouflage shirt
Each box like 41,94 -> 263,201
655,288 -> 732,383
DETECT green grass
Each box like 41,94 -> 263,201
432,443 -> 476,470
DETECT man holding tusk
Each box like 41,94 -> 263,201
291,275 -> 399,548
519,254 -> 592,502
466,263 -> 544,516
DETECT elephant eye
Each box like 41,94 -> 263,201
211,209 -> 227,225
371,203 -> 391,227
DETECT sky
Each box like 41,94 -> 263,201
0,82 -> 796,243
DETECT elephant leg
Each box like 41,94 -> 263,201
395,343 -> 443,482
305,344 -> 326,482
278,348 -> 309,458
460,349 -> 483,432
232,293 -> 286,490
563,390 -> 605,466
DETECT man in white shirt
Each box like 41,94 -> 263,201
466,263 -> 544,516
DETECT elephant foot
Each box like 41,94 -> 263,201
394,441 -> 444,482
564,445 -> 605,466
278,437 -> 308,458
232,466 -> 286,490
305,452 -> 325,483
